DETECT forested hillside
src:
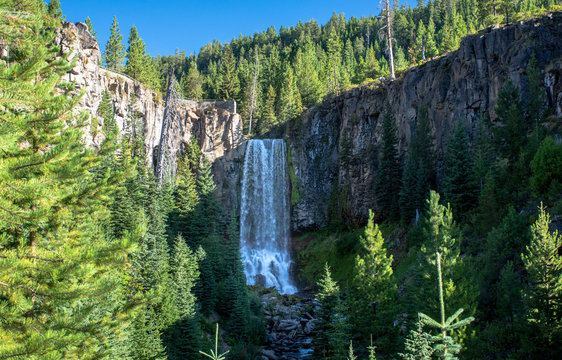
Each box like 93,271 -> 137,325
1,0 -> 561,360
99,0 -> 561,135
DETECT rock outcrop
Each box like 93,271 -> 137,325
56,22 -> 245,213
289,13 -> 562,231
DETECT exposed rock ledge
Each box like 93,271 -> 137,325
56,21 -> 245,214
290,13 -> 562,231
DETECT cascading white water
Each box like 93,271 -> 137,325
240,139 -> 297,294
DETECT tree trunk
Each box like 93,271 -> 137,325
385,0 -> 395,80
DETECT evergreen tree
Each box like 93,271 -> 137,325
182,61 -> 204,99
0,9 -> 135,358
418,249 -> 475,360
260,84 -> 277,134
352,210 -> 397,354
85,16 -> 97,40
440,121 -> 477,219
46,0 -> 63,22
104,16 -> 126,70
527,54 -> 546,138
400,155 -> 428,223
375,106 -> 401,220
425,18 -> 439,58
521,204 -> 562,358
530,136 -> 562,196
326,27 -> 343,94
193,157 -> 220,239
399,319 -> 435,360
494,79 -> 525,163
126,25 -> 145,80
472,116 -> 495,191
409,191 -> 478,348
314,264 -> 350,360
220,44 -> 239,100
98,89 -> 116,133
414,20 -> 427,62
168,235 -> 204,359
168,156 -> 199,240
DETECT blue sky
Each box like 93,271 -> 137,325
60,0 -> 419,57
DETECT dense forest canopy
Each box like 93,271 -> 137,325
1,0 -> 561,359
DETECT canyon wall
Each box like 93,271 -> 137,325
290,13 -> 562,231
56,22 -> 245,213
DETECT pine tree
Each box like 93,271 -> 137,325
527,54 -> 546,139
98,89 -> 116,133
352,210 -> 397,353
521,204 -> 562,357
530,136 -> 562,196
414,20 -> 427,62
168,235 -> 204,359
193,157 -> 220,239
375,106 -> 401,220
494,79 -> 525,163
220,44 -> 239,100
472,116 -> 495,191
399,319 -> 435,360
0,9 -> 135,358
46,0 -> 63,22
126,25 -> 146,80
104,17 -> 125,70
418,250 -> 475,360
425,18 -> 439,58
326,28 -> 343,94
168,156 -> 199,240
400,155 -> 428,223
183,61 -> 204,99
260,84 -> 277,134
440,121 -> 477,219
409,191 -> 478,349
314,264 -> 350,360
85,16 -> 97,40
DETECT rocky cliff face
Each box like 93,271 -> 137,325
56,22 -> 245,213
290,13 -> 562,231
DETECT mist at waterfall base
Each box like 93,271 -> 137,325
240,140 -> 297,294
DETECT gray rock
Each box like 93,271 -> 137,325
289,13 -> 562,230
262,349 -> 278,360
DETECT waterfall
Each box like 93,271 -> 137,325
240,139 -> 297,294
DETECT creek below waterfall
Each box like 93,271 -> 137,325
260,291 -> 317,360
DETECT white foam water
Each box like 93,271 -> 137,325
240,139 -> 297,294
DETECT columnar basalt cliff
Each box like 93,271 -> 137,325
289,13 -> 562,231
56,22 -> 245,213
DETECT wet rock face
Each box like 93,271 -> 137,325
289,13 -> 562,231
261,293 -> 316,360
56,22 -> 245,214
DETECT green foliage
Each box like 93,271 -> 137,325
375,106 -> 402,220
314,264 -> 351,360
530,136 -> 562,196
521,204 -> 562,357
125,25 -> 161,91
85,16 -> 97,40
440,121 -> 477,218
200,324 -> 229,360
352,210 -> 397,354
182,61 -> 204,99
398,319 -> 435,360
104,17 -> 125,70
220,44 -> 239,100
406,191 -> 478,350
418,250 -> 475,360
0,8 -> 136,358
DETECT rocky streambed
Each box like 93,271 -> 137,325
260,291 -> 318,360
